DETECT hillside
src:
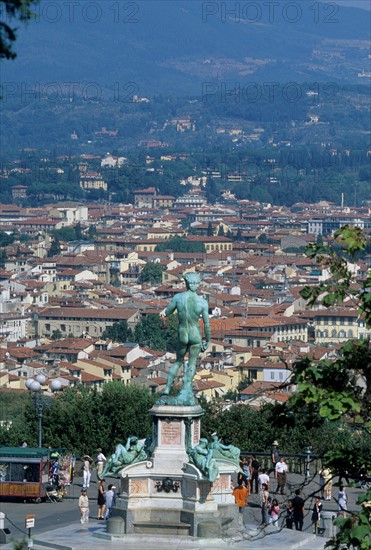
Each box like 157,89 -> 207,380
2,0 -> 370,95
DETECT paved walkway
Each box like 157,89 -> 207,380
2,471 -> 361,550
2,523 -> 328,550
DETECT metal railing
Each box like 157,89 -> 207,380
241,450 -> 322,478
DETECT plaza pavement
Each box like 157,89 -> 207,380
1,470 -> 362,550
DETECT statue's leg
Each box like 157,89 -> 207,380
183,343 -> 201,391
115,444 -> 124,460
162,346 -> 186,394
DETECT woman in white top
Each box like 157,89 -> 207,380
338,485 -> 348,518
79,488 -> 89,524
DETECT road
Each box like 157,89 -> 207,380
1,474 -> 102,540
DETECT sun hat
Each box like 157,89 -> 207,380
272,440 -> 279,446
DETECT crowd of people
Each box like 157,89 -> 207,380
231,440 -> 351,534
77,447 -> 117,525
76,441 -> 352,530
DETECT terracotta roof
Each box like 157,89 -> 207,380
7,348 -> 38,359
81,372 -> 105,382
38,308 -> 137,320
148,377 -> 167,385
240,381 -> 283,395
194,379 -> 225,390
35,338 -> 94,351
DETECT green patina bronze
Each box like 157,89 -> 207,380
209,434 -> 241,466
102,437 -> 148,476
157,272 -> 210,406
188,438 -> 219,483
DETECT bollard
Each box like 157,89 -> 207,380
0,512 -> 11,544
320,511 -> 337,538
107,516 -> 126,535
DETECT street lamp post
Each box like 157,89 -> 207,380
304,445 -> 313,479
26,374 -> 62,448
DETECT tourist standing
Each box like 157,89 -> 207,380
258,468 -> 270,491
79,488 -> 89,524
269,498 -> 280,526
83,455 -> 92,488
275,456 -> 288,495
285,499 -> 294,529
250,455 -> 260,494
319,468 -> 325,498
96,448 -> 107,481
292,489 -> 305,531
259,482 -> 270,526
105,484 -> 117,520
232,479 -> 249,513
322,466 -> 332,500
238,457 -> 251,489
97,479 -> 106,520
311,496 -> 322,534
338,485 -> 348,518
271,440 -> 279,475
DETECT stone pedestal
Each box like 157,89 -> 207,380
149,404 -> 203,471
110,403 -> 240,537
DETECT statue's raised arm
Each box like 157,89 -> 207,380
158,272 -> 210,406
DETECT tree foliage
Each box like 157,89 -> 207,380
102,320 -> 133,343
0,230 -> 14,246
47,236 -> 61,257
51,225 -> 84,242
9,383 -> 155,455
134,314 -> 166,350
163,312 -> 178,353
284,226 -> 371,549
199,399 -> 371,458
155,236 -> 205,253
139,262 -> 163,284
0,0 -> 40,60
300,225 -> 370,326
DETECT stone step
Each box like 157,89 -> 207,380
132,521 -> 191,536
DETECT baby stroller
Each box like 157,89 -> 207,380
46,484 -> 63,502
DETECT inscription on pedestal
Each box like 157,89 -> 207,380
161,419 -> 182,446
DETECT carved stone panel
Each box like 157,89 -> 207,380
161,419 -> 182,446
129,478 -> 148,497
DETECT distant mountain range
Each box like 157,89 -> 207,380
2,0 -> 370,96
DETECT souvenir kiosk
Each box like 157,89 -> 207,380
0,447 -> 50,502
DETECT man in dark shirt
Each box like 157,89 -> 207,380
251,455 -> 260,494
292,488 -> 305,531
270,440 -> 280,477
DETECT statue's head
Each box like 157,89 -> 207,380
184,272 -> 201,291
199,438 -> 208,447
130,436 -> 138,443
